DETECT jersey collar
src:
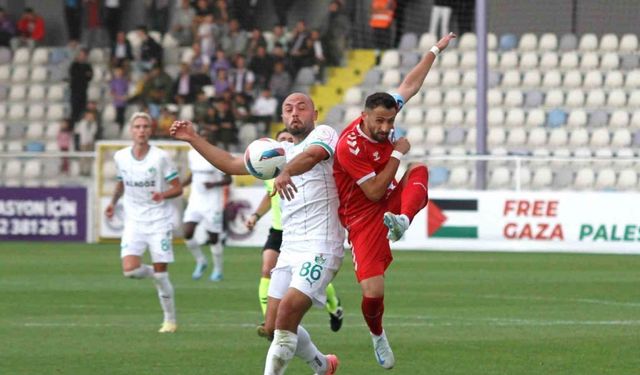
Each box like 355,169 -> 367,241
356,123 -> 377,143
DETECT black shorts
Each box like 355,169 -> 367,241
262,227 -> 282,253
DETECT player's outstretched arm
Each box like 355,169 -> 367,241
170,120 -> 249,175
272,145 -> 328,201
396,32 -> 457,104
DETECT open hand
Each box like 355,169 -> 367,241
169,120 -> 197,142
271,170 -> 298,201
436,32 -> 457,52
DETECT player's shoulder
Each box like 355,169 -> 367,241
113,146 -> 131,161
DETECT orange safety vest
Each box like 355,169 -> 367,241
369,0 -> 396,29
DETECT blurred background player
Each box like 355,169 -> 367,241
333,33 -> 456,368
182,133 -> 232,282
245,129 -> 344,337
104,112 -> 183,333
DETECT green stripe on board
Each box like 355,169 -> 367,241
431,199 -> 478,211
431,226 -> 478,238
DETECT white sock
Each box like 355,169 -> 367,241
123,264 -> 154,279
210,242 -> 223,274
295,325 -> 327,373
264,329 -> 297,375
153,272 -> 176,323
185,238 -> 206,265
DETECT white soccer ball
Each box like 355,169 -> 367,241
243,138 -> 286,180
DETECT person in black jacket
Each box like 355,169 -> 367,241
69,48 -> 93,123
137,25 -> 163,71
111,30 -> 133,68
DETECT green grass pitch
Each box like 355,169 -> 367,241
1,242 -> 639,374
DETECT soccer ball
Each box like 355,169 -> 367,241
243,138 -> 286,180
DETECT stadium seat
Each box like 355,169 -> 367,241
406,126 -> 424,144
428,166 -> 449,187
448,166 -> 469,188
565,90 -> 585,108
0,47 -> 10,65
501,70 -> 521,87
6,140 -> 23,152
44,122 -> 61,140
444,108 -> 464,126
3,159 -> 22,179
578,33 -> 598,51
617,169 -> 638,190
630,110 -> 640,129
445,127 -> 465,145
489,167 -> 511,189
524,90 -> 543,108
425,125 -> 445,145
443,90 -> 463,106
525,109 -> 545,127
45,141 -> 60,152
573,168 -> 595,190
47,103 -> 67,121
499,51 -> 518,69
603,71 -> 623,88
487,89 -> 503,106
47,84 -> 67,102
580,52 -> 600,70
361,69 -> 382,88
403,108 -> 424,125
619,33 -> 638,52
487,33 -> 498,50
570,147 -> 592,167
519,52 -> 538,70
400,51 -> 420,68
423,89 -> 442,106
460,52 -> 477,71
505,108 -> 525,127
606,89 -> 627,107
587,110 -> 608,127
418,33 -> 437,50
458,33 -> 477,51
541,70 -> 561,87
488,51 -> 498,68
504,89 -> 523,107
499,33 -> 517,51
238,123 -> 258,148
531,167 -> 553,189
464,109 -> 476,127
488,70 -> 500,87
538,33 -> 558,51
527,128 -> 547,147
12,47 -> 31,64
7,104 -> 26,121
585,90 -> 606,107
567,109 -> 587,128
608,110 -> 629,128
423,69 -> 440,86
11,66 -> 29,83
547,109 -> 567,128
23,160 -> 43,181
439,51 -> 459,69
544,89 -> 564,107
461,70 -> 478,87
465,127 -> 476,146
611,128 -> 632,148
425,108 -> 444,125
488,127 -> 506,146
518,33 -> 537,51
589,128 -> 610,148
539,51 -> 559,69
615,148 -> 635,169
27,84 -> 47,102
621,55 -> 639,70
440,70 -> 460,87
598,33 -> 618,52
559,52 -> 579,69
568,128 -> 589,147
398,32 -> 418,51
381,69 -> 402,87
380,50 -> 400,68
506,127 -> 526,147
552,168 -> 573,189
28,104 -> 46,121
462,89 -> 476,107
600,53 -> 619,70
582,71 -> 603,88
343,87 -> 362,105
548,127 -> 568,147
530,147 -> 550,166
521,70 -> 541,87
562,70 -> 582,88
8,84 -> 27,102
628,91 -> 640,107
559,33 -> 578,51
487,108 -> 504,126
343,106 -> 362,124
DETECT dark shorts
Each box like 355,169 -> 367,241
262,227 -> 282,253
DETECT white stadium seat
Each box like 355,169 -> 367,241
425,108 -> 444,126
505,108 -> 525,127
619,33 -> 638,52
542,69 -> 561,87
569,128 -> 589,148
589,128 -> 610,148
381,69 -> 402,86
617,169 -> 638,190
531,167 -> 553,189
522,70 -> 541,87
439,51 -> 459,69
604,71 -> 623,88
562,71 -> 582,88
525,109 -> 545,127
578,33 -> 598,51
567,109 -> 587,128
489,167 -> 511,188
499,51 -> 518,69
574,168 -> 595,190
600,52 -> 619,70
539,51 -> 559,69
443,90 -> 463,106
606,89 -> 627,107
608,110 -> 630,128
527,128 -> 547,147
611,128 -> 632,148
582,71 -> 603,88
518,33 -> 538,51
444,108 -> 464,126
595,168 -> 616,190
423,90 -> 442,106
580,52 -> 599,70
599,33 -> 619,51
539,33 -> 558,51
380,50 -> 400,68
559,52 -> 579,69
548,128 -> 568,147
425,125 -> 445,145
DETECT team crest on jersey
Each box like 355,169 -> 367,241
147,167 -> 157,177
373,151 -> 380,161
314,254 -> 326,266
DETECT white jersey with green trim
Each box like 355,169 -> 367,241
114,145 -> 179,231
187,148 -> 225,211
279,124 -> 345,251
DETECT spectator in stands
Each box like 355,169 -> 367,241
57,119 -> 73,173
213,68 -> 231,97
188,42 -> 210,74
250,88 -> 278,136
231,92 -> 252,126
103,0 -> 122,44
212,0 -> 230,25
219,18 -> 248,57
137,25 -> 163,72
248,45 -> 274,90
266,25 -> 288,53
64,0 -> 83,45
321,0 -> 350,66
213,97 -> 238,151
84,0 -> 105,49
111,30 -> 133,69
172,63 -> 198,104
288,20 -> 309,58
369,0 -> 396,55
210,49 -> 232,76
110,66 -> 130,132
169,0 -> 195,46
142,64 -> 173,112
308,30 -> 326,82
268,60 -> 292,114
0,7 -> 15,48
246,28 -> 267,58
13,7 -> 45,49
197,13 -> 219,57
69,48 -> 94,123
193,90 -> 210,124
146,0 -> 171,35
229,54 -> 255,95
429,0 -> 452,37
74,110 -> 99,175
202,105 -> 220,143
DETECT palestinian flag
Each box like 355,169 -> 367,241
428,199 -> 478,238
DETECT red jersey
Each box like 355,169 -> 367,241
333,116 -> 397,229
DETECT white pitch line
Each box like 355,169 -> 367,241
427,292 -> 640,308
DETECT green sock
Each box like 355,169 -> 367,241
324,283 -> 339,314
259,277 -> 270,317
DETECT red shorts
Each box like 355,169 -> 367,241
348,185 -> 403,282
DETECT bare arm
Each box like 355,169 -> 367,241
152,178 -> 183,202
245,192 -> 272,230
105,181 -> 124,218
396,32 -> 457,103
358,137 -> 411,202
272,145 -> 328,201
170,120 -> 248,175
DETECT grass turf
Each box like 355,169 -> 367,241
1,242 -> 639,374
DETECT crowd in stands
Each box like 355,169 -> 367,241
0,0 -> 350,172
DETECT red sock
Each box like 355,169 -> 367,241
401,165 -> 429,222
362,296 -> 384,336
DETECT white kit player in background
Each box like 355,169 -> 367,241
182,143 -> 232,281
104,112 -> 183,334
170,92 -> 343,375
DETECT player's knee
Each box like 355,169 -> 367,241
409,163 -> 429,183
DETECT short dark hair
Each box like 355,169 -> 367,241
364,92 -> 397,111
